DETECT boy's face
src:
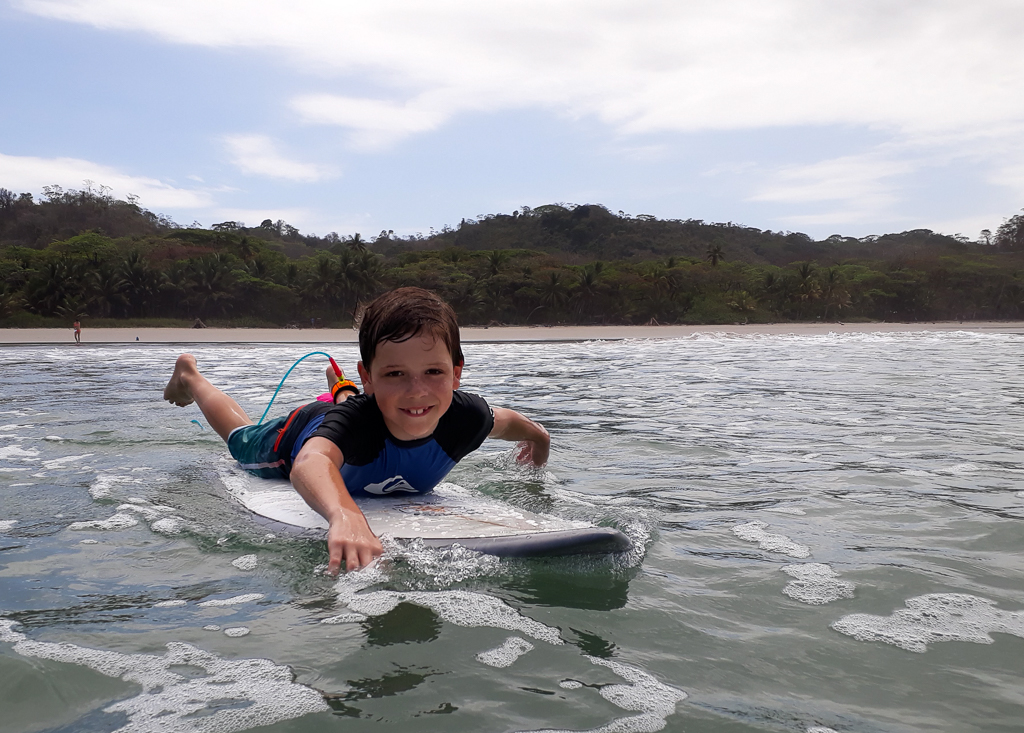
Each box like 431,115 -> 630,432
357,333 -> 462,441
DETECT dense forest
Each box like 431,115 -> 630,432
1,183 -> 1023,327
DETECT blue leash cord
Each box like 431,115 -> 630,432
256,351 -> 336,425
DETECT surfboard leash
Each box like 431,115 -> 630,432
255,351 -> 343,425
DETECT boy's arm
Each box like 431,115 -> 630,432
489,407 -> 550,466
290,436 -> 383,574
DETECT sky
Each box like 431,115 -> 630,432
2,0 -> 1023,241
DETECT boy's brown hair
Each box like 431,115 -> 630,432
357,287 -> 464,368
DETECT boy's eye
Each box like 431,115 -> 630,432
384,370 -> 403,377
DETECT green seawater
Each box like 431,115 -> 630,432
1,333 -> 1023,733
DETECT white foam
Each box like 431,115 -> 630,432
559,680 -> 583,689
79,539 -> 99,545
732,521 -> 811,558
0,445 -> 39,461
0,520 -> 16,531
115,503 -> 177,521
781,564 -> 855,605
335,567 -> 563,645
68,512 -> 139,531
203,625 -> 222,631
198,593 -> 265,608
89,474 -> 141,499
320,613 -> 366,625
43,435 -> 63,441
154,600 -> 188,608
151,517 -> 184,535
808,728 -> 839,733
41,453 -> 93,469
223,627 -> 250,637
476,636 -> 535,668
535,656 -> 687,733
0,618 -> 328,731
232,555 -> 259,571
764,507 -> 807,516
1016,491 -> 1024,499
832,593 -> 1024,653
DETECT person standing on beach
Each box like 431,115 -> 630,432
72,320 -> 81,345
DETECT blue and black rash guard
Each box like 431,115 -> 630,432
283,391 -> 493,496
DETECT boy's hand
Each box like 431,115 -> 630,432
327,517 -> 383,574
490,407 -> 550,466
515,437 -> 550,467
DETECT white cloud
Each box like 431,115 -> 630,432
223,134 -> 334,181
290,95 -> 449,151
18,0 -> 1024,146
0,151 -> 211,209
751,154 -> 912,208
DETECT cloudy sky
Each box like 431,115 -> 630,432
2,0 -> 1023,240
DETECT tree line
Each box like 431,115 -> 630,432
1,184 -> 1023,327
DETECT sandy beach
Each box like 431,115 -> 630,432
1,321 -> 1023,344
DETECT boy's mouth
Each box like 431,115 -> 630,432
400,406 -> 433,417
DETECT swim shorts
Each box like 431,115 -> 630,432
227,416 -> 290,479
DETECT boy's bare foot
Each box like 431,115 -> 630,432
164,354 -> 199,407
325,365 -> 340,389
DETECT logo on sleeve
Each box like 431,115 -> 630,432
362,476 -> 418,495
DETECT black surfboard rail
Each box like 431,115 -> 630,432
420,526 -> 633,557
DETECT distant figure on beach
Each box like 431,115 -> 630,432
72,320 -> 81,345
162,287 -> 550,573
192,318 -> 207,329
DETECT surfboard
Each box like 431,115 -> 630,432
219,467 -> 632,558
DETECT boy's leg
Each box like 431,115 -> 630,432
325,365 -> 358,404
164,354 -> 252,441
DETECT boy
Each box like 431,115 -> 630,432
163,287 -> 550,574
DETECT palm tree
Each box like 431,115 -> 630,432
88,265 -> 127,318
347,233 -> 368,254
0,283 -> 21,319
237,236 -> 258,263
187,254 -> 234,318
24,256 -> 85,316
706,242 -> 725,267
119,251 -> 163,317
302,255 -> 342,314
485,250 -> 510,277
571,267 -> 601,321
727,290 -> 757,313
539,272 -> 568,312
821,267 -> 851,320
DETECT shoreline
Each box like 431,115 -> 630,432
2,321 -> 1023,344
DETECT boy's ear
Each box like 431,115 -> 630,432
357,361 -> 373,395
453,360 -> 462,391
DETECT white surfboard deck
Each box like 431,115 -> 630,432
219,467 -> 631,557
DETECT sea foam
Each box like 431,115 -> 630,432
781,564 -> 855,605
0,618 -> 327,732
198,593 -> 265,608
732,521 -> 811,558
476,636 -> 535,668
832,593 -> 1024,652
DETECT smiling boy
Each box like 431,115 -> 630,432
163,287 -> 550,573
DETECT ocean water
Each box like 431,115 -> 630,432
1,332 -> 1023,733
